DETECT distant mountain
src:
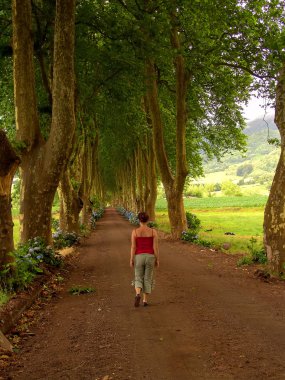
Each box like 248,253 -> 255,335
202,115 -> 280,187
244,114 -> 277,135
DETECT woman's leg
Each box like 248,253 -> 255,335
134,255 -> 145,306
134,255 -> 144,292
143,255 -> 155,304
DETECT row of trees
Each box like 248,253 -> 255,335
0,0 -> 285,273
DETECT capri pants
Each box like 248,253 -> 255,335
134,253 -> 155,294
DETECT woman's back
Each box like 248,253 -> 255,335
135,226 -> 154,238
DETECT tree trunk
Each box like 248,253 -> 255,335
0,131 -> 20,269
264,62 -> 285,274
136,148 -> 145,212
13,0 -> 76,244
80,132 -> 98,230
143,98 -> 157,221
58,169 -> 82,233
145,134 -> 157,221
145,57 -> 188,238
165,188 -> 186,237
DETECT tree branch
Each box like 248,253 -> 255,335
216,61 -> 275,80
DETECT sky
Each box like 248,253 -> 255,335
242,96 -> 274,122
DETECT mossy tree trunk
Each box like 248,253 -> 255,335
12,0 -> 76,244
0,131 -> 20,269
264,62 -> 285,274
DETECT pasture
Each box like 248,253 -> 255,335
155,196 -> 267,254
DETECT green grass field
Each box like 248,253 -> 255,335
155,196 -> 266,254
156,195 -> 268,210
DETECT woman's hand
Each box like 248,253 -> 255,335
155,258 -> 160,268
130,258 -> 134,267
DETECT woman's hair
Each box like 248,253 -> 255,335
138,212 -> 149,223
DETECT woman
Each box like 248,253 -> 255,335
130,212 -> 159,307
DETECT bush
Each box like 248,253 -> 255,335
221,181 -> 242,196
51,218 -> 60,231
181,230 -> 199,242
90,207 -> 105,229
237,237 -> 267,266
181,231 -> 213,247
52,230 -> 80,249
236,163 -> 254,177
248,237 -> 267,264
147,221 -> 158,228
184,185 -> 203,198
186,212 -> 201,231
117,207 -> 139,225
213,183 -> 221,192
0,237 -> 62,292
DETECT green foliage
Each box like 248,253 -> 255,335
181,231 -> 213,248
117,207 -> 140,225
147,221 -> 158,228
0,291 -> 10,306
236,163 -> 254,177
221,181 -> 242,196
90,207 -> 105,230
184,185 -> 203,198
182,211 -> 212,247
52,230 -> 80,249
186,212 -> 201,231
181,230 -> 199,242
51,218 -> 60,231
237,238 -> 267,266
248,237 -> 267,264
0,237 -> 62,292
11,176 -> 20,205
68,285 -> 95,295
237,256 -> 253,267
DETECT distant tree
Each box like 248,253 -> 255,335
205,183 -> 216,197
213,183 -> 222,192
221,181 -> 242,197
236,163 -> 254,177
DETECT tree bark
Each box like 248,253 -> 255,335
145,133 -> 157,221
0,130 -> 20,269
143,98 -> 157,221
13,0 -> 76,244
58,169 -> 82,233
264,62 -> 285,274
81,139 -> 92,230
145,57 -> 188,238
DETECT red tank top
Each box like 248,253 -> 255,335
135,230 -> 154,255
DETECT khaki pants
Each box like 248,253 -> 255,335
134,254 -> 155,293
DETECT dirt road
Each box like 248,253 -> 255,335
3,208 -> 285,379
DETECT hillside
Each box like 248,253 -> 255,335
201,115 -> 280,190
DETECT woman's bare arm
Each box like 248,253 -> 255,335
153,230 -> 159,267
130,230 -> 136,267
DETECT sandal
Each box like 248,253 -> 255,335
134,294 -> 141,307
143,302 -> 148,307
